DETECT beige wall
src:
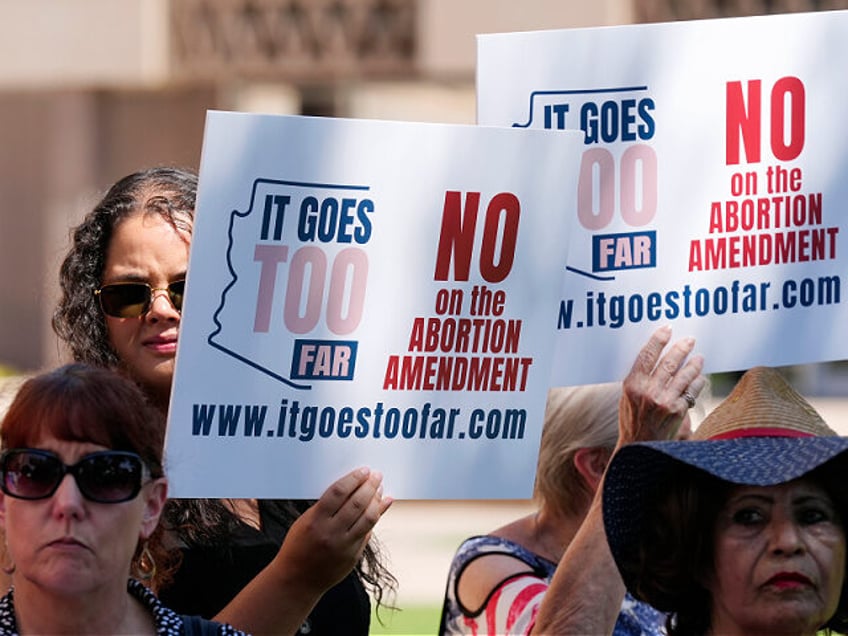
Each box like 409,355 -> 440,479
0,0 -> 170,89
416,0 -> 633,78
0,0 -> 627,90
0,87 -> 214,372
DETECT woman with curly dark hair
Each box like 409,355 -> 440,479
51,166 -> 396,635
603,366 -> 848,636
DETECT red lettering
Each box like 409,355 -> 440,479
479,193 -> 520,283
433,191 -> 480,281
770,76 -> 805,161
726,79 -> 761,165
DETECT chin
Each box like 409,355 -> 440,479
139,362 -> 174,390
754,607 -> 829,636
29,566 -> 103,596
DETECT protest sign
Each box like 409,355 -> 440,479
165,111 -> 583,499
478,10 -> 848,385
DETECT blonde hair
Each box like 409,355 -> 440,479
533,383 -> 621,517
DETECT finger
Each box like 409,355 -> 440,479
333,471 -> 383,531
664,352 -> 704,396
654,337 -> 696,387
669,372 -> 706,414
679,371 -> 708,408
629,326 -> 672,376
346,486 -> 392,537
379,495 -> 394,516
688,372 -> 707,397
314,467 -> 372,517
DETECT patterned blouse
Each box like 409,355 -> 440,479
0,579 -> 247,635
440,535 -> 666,636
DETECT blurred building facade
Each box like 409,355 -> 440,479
1,0 -> 846,393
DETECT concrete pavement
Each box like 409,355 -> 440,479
374,499 -> 535,609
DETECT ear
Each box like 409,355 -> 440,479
572,447 -> 611,493
139,478 -> 168,540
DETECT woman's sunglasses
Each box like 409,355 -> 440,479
0,449 -> 146,503
95,280 -> 185,318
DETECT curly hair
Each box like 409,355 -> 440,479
626,461 -> 848,636
52,166 -> 197,370
53,166 -> 397,612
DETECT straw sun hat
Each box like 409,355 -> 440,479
603,366 -> 848,602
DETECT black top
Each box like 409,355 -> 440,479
159,500 -> 371,635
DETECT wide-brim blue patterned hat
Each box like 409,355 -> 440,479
603,366 -> 848,603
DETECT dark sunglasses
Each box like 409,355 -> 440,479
0,449 -> 146,504
95,280 -> 185,318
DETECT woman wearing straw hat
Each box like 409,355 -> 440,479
603,366 -> 848,636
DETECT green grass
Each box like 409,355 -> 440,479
370,604 -> 441,635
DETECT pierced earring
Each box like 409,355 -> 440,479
135,543 -> 157,581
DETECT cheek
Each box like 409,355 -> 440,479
3,505 -> 38,555
817,531 -> 847,587
712,537 -> 753,594
91,506 -> 145,548
105,319 -> 134,354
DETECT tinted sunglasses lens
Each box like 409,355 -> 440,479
76,453 -> 143,503
2,451 -> 63,499
99,283 -> 150,318
168,280 -> 185,311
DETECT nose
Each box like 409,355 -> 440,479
51,474 -> 86,520
768,514 -> 805,556
145,288 -> 180,322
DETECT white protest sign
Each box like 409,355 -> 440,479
478,11 -> 848,385
165,111 -> 583,499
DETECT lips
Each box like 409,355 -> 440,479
45,536 -> 89,552
143,333 -> 178,353
765,572 -> 813,590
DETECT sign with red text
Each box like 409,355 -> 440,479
478,11 -> 848,384
165,111 -> 583,499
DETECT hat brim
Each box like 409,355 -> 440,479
603,437 -> 848,600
